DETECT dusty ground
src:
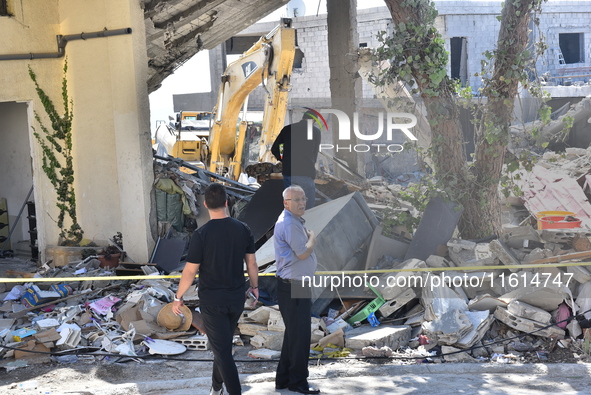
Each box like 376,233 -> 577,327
2,340 -> 590,394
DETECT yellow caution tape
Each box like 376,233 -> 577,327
1,261 -> 590,283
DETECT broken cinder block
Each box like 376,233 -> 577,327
378,288 -> 416,318
494,306 -> 564,339
238,322 -> 268,337
250,330 -> 284,351
507,300 -> 551,324
246,306 -> 278,324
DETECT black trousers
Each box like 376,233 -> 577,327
276,278 -> 312,388
201,304 -> 243,395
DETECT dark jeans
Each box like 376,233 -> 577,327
201,304 -> 243,395
283,175 -> 316,209
276,278 -> 312,389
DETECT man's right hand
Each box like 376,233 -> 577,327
306,230 -> 316,249
172,299 -> 185,315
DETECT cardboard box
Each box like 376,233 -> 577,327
15,340 -> 51,363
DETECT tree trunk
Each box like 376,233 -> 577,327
461,0 -> 536,238
383,0 -> 539,239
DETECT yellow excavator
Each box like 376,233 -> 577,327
207,18 -> 295,180
153,111 -> 212,164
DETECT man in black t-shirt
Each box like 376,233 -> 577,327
271,111 -> 321,209
173,183 -> 258,395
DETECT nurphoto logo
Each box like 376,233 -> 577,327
303,107 -> 418,153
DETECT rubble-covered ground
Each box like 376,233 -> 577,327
4,148 -> 591,391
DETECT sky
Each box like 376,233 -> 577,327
148,0 -> 387,135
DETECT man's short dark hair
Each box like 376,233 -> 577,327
204,183 -> 227,209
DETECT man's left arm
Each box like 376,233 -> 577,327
172,261 -> 199,315
245,253 -> 259,299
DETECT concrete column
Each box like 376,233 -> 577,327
327,0 -> 362,179
210,43 -> 227,102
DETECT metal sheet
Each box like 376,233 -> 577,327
404,196 -> 463,261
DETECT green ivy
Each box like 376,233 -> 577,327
30,60 -> 84,245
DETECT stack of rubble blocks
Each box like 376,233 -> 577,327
315,225 -> 590,363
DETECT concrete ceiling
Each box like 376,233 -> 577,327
143,0 -> 290,93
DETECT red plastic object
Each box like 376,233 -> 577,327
539,215 -> 582,229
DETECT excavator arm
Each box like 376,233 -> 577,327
208,18 -> 295,180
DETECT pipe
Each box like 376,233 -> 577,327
0,27 -> 132,61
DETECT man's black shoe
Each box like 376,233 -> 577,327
288,385 -> 320,394
275,383 -> 288,390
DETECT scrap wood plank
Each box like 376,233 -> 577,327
526,250 -> 591,265
5,270 -> 35,278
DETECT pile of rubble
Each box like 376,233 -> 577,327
4,147 -> 591,368
0,256 -> 210,366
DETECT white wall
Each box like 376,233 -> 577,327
0,102 -> 34,251
0,0 -> 155,261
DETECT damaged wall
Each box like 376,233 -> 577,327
0,0 -> 155,261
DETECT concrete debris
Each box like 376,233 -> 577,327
378,288 -> 416,318
489,240 -> 521,272
249,330 -> 284,351
422,309 -> 473,345
361,345 -> 393,357
455,311 -> 494,349
494,307 -> 565,339
447,239 -> 495,268
7,146 -> 591,368
378,258 -> 427,300
248,348 -> 281,359
441,345 -> 476,362
422,284 -> 468,322
507,301 -> 552,324
345,325 -> 411,350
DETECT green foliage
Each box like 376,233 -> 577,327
375,0 -> 451,98
369,0 -> 549,238
30,60 -> 84,245
381,174 -> 441,236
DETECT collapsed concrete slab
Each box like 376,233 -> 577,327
246,306 -> 277,324
238,322 -> 268,337
468,294 -> 507,313
567,265 -> 591,284
345,325 -> 411,350
364,225 -> 410,270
